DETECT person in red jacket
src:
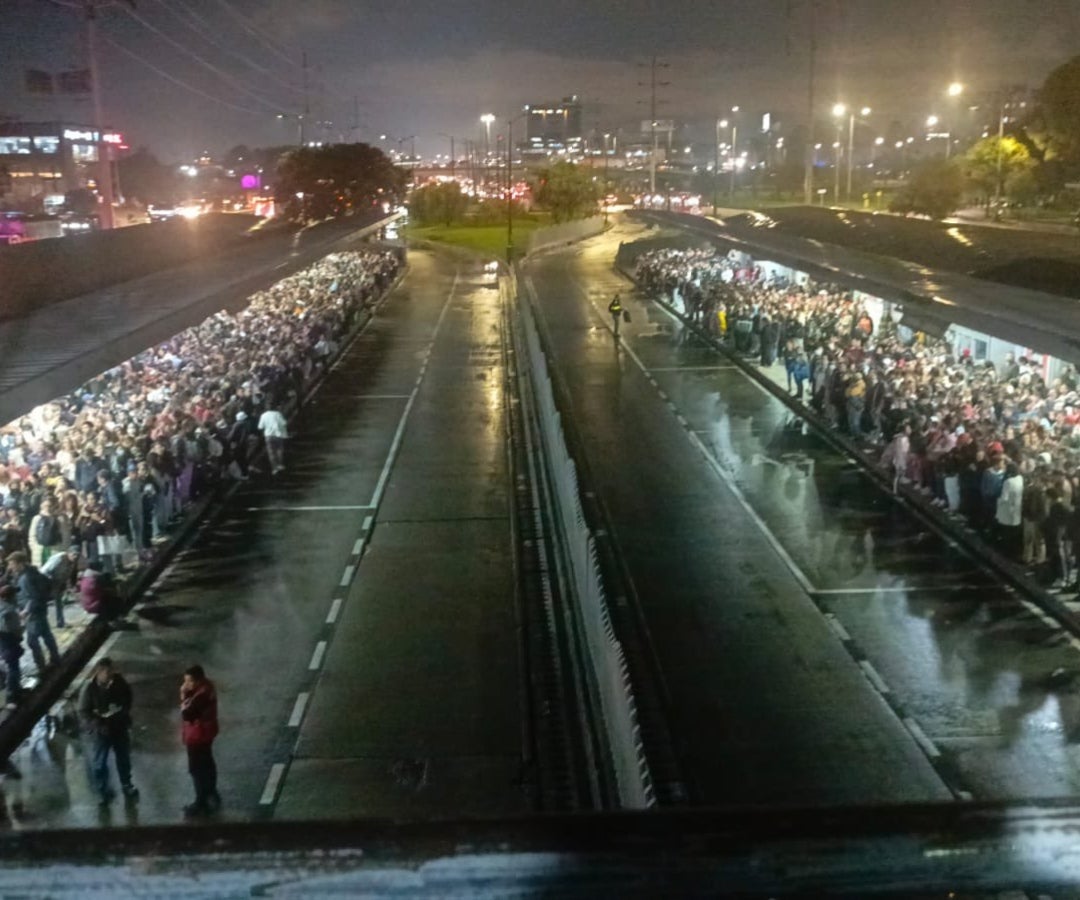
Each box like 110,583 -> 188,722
179,664 -> 220,817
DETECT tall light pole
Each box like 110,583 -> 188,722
481,113 -> 495,187
714,117 -> 726,213
844,105 -> 870,201
602,132 -> 610,225
437,132 -> 456,178
831,103 -> 846,205
52,0 -> 127,228
505,111 -> 527,264
728,106 -> 739,199
278,113 -> 305,147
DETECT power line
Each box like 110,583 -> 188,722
209,0 -> 301,69
123,5 -> 283,112
150,0 -> 306,97
100,31 -> 270,117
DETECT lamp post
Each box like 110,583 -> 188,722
831,103 -> 846,204
437,132 -> 456,178
728,106 -> 739,198
279,113 -> 305,147
505,111 -> 527,265
481,113 -> 495,187
713,117 -> 727,213
847,106 -> 870,201
603,132 -> 610,225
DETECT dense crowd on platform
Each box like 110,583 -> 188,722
0,248 -> 400,702
635,247 -> 1080,586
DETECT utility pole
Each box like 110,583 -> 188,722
638,56 -> 670,197
729,110 -> 739,198
802,0 -> 819,206
84,4 -> 114,229
713,118 -> 721,214
506,117 -> 514,264
51,0 -> 127,229
300,49 -> 309,146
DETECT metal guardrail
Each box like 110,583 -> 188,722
510,269 -> 655,809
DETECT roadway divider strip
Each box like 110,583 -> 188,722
512,267 -> 656,809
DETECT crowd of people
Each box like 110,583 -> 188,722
635,246 -> 1080,588
0,247 -> 401,706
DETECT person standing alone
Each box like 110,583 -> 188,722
79,657 -> 138,805
258,399 -> 289,476
180,664 -> 220,816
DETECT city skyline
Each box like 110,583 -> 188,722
1,0 -> 1078,160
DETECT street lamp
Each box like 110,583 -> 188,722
714,117 -> 729,212
833,103 -> 871,202
831,104 -> 846,204
504,110 -> 528,264
728,106 -> 740,198
437,132 -> 457,178
480,113 -> 495,159
948,81 -> 964,98
278,112 -> 305,147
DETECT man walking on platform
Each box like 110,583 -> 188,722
79,657 -> 138,805
258,399 -> 289,476
8,552 -> 60,671
180,664 -> 220,817
608,293 -> 625,339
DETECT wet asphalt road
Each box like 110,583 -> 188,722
523,219 -> 1080,806
2,248 -> 526,829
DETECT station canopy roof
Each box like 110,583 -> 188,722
647,211 -> 1080,366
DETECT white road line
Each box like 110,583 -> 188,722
309,641 -> 327,670
576,284 -> 815,595
325,597 -> 343,624
368,273 -> 459,510
859,660 -> 891,695
351,538 -> 365,556
244,505 -> 375,512
824,613 -> 852,642
657,390 -> 668,400
347,394 -> 411,399
339,565 -> 355,587
903,717 -> 942,759
676,414 -> 688,427
259,763 -> 286,804
361,516 -> 373,532
287,692 -> 310,727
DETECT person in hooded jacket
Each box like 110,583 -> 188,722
180,664 -> 220,816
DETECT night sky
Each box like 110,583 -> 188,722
2,0 -> 1078,161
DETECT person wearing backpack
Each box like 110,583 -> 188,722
7,551 -> 60,671
28,498 -> 63,568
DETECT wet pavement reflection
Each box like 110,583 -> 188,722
527,221 -> 1080,803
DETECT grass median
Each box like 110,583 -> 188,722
403,213 -> 551,259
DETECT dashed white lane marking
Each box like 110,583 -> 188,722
339,565 -> 355,587
575,286 -> 816,595
859,660 -> 891,695
351,538 -> 365,556
657,390 -> 668,400
347,394 -> 412,399
309,641 -> 327,671
903,717 -> 942,759
675,414 -> 689,427
362,516 -> 373,532
259,763 -> 286,804
824,613 -> 852,642
244,505 -> 375,512
287,692 -> 310,727
325,597 -> 343,624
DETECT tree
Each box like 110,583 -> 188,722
276,143 -> 405,222
1034,54 -> 1080,163
963,136 -> 1034,204
116,147 -> 178,205
889,158 -> 963,219
531,161 -> 598,223
408,182 -> 468,226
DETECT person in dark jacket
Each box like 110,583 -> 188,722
0,586 -> 24,706
180,664 -> 220,816
8,551 -> 60,671
79,657 -> 138,805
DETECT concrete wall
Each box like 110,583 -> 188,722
526,216 -> 606,256
0,214 -> 265,319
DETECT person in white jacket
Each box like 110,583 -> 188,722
995,463 -> 1024,559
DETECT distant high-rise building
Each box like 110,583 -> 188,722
522,96 -> 583,154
